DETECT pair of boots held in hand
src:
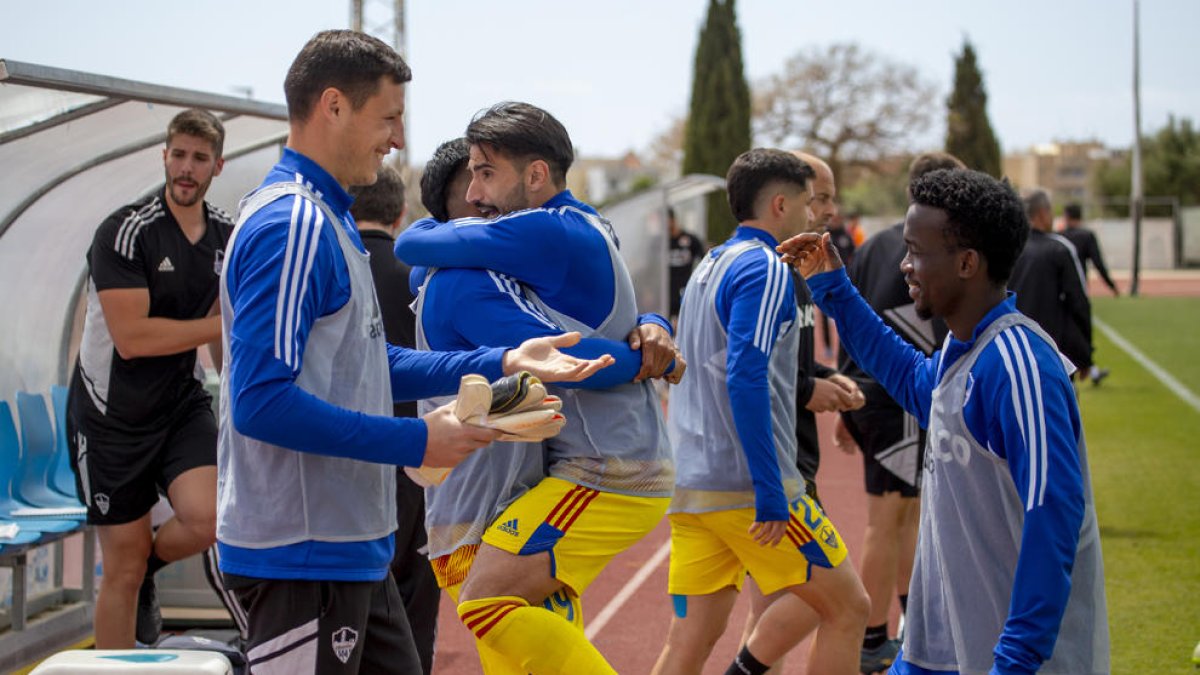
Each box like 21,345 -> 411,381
407,372 -> 566,487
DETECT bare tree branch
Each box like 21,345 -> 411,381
752,43 -> 938,182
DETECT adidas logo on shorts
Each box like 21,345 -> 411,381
498,518 -> 519,537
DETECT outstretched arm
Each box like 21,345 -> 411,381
781,233 -> 936,424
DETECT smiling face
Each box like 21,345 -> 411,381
333,76 -> 406,187
163,134 -> 223,208
901,203 -> 966,321
465,144 -> 533,218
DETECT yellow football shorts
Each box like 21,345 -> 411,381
481,476 -> 669,595
667,494 -> 848,597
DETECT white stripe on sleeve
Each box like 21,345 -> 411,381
752,252 -> 788,353
488,271 -> 559,330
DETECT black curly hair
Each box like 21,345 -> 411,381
908,169 -> 1028,285
420,138 -> 471,222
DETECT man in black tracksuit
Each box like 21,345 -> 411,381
1060,203 -> 1119,297
1009,189 -> 1093,376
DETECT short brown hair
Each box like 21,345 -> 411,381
350,165 -> 406,225
285,30 -> 412,123
168,109 -> 225,157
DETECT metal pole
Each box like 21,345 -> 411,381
1130,0 -> 1144,296
394,0 -> 408,169
351,0 -> 363,31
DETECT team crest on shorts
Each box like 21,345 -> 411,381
94,493 -> 110,515
332,626 -> 358,664
819,524 -> 838,549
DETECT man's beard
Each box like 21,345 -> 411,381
166,174 -> 209,207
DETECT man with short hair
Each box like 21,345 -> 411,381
653,149 -> 868,675
1060,203 -> 1119,297
1009,190 -> 1095,381
782,168 -> 1109,674
217,33 -> 609,674
67,108 -> 235,649
411,135 -> 668,674
789,152 -> 864,499
396,101 -> 679,673
834,151 -> 963,673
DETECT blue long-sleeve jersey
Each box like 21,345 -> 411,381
808,269 -> 1087,674
218,148 -> 504,581
712,227 -> 797,521
395,190 -> 616,330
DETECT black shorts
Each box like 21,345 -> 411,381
223,573 -> 420,675
67,387 -> 216,525
842,406 -> 923,498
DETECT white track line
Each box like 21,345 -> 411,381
1094,317 -> 1200,414
586,540 -> 671,640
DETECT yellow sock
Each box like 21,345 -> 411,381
458,596 -> 615,675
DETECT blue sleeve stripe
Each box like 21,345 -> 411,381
753,252 -> 788,353
274,194 -> 325,371
487,271 -> 559,330
995,327 -> 1048,510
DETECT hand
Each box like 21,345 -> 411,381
748,520 -> 787,547
805,378 -> 858,413
421,402 -> 501,468
503,332 -> 615,383
832,414 -> 860,455
827,373 -> 866,411
627,323 -> 686,383
777,232 -> 844,278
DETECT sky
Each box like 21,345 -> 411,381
3,0 -> 1197,165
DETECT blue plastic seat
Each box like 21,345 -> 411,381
49,384 -> 81,499
17,392 -> 84,510
0,400 -> 82,532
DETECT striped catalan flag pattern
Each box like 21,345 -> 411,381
462,599 -> 526,639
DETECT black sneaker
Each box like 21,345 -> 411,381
1090,368 -> 1110,386
860,638 -> 900,674
135,574 -> 162,646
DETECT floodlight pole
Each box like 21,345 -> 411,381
1130,0 -> 1144,297
350,0 -> 409,169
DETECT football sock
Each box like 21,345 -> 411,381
725,645 -> 770,675
145,551 -> 169,577
458,596 -> 614,674
863,622 -> 889,650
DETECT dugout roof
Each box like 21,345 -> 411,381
0,59 -> 289,400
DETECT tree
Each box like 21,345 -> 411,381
1094,115 -> 1200,215
753,43 -> 936,185
682,0 -> 751,243
945,39 -> 1002,177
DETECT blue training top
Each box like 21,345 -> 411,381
218,148 -> 504,581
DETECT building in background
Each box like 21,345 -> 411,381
1003,140 -> 1124,206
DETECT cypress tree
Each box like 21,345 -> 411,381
683,0 -> 751,243
945,40 -> 1002,177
